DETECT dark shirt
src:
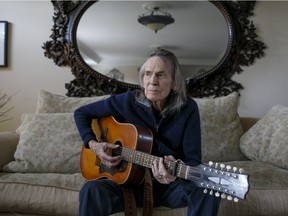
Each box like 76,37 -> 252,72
74,90 -> 202,166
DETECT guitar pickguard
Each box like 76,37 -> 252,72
99,160 -> 128,175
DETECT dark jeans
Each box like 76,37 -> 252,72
79,179 -> 221,216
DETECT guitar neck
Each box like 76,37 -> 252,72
113,146 -> 249,201
115,146 -> 188,179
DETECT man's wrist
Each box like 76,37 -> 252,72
88,140 -> 98,149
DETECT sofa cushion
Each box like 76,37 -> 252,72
0,173 -> 84,216
2,161 -> 288,216
194,92 -> 246,162
2,113 -> 82,173
239,104 -> 288,169
36,90 -> 109,113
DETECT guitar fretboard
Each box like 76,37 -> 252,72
113,146 -> 193,180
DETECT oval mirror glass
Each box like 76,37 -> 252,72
77,1 -> 228,85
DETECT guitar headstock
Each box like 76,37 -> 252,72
190,161 -> 249,202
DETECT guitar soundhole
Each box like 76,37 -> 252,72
112,141 -> 122,157
100,141 -> 128,175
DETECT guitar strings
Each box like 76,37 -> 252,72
112,146 -> 204,181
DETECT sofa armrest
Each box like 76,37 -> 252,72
0,131 -> 19,170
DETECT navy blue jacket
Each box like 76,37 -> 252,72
74,90 -> 202,166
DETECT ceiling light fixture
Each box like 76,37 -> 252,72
138,6 -> 175,33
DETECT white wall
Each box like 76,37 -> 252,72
233,1 -> 288,117
0,1 -> 288,131
0,1 -> 72,131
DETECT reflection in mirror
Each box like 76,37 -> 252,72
77,1 -> 228,85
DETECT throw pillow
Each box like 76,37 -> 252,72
3,113 -> 82,173
36,90 -> 109,113
194,92 -> 246,162
239,104 -> 288,169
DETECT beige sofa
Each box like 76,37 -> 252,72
0,90 -> 288,216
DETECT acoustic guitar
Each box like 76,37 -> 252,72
80,116 -> 249,201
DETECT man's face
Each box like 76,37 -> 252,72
143,56 -> 174,106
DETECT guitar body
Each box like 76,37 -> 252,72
80,116 -> 153,184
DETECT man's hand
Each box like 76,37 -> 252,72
88,140 -> 122,168
152,155 -> 177,184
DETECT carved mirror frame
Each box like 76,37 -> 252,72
43,0 -> 266,98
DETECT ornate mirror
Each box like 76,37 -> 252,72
43,0 -> 266,97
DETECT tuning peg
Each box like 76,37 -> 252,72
215,162 -> 219,168
239,168 -> 244,173
203,189 -> 208,194
209,190 -> 213,196
233,167 -> 237,172
215,192 -> 220,197
227,195 -> 233,201
208,161 -> 213,166
220,164 -> 225,170
226,165 -> 231,171
221,193 -> 226,199
234,197 -> 239,202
